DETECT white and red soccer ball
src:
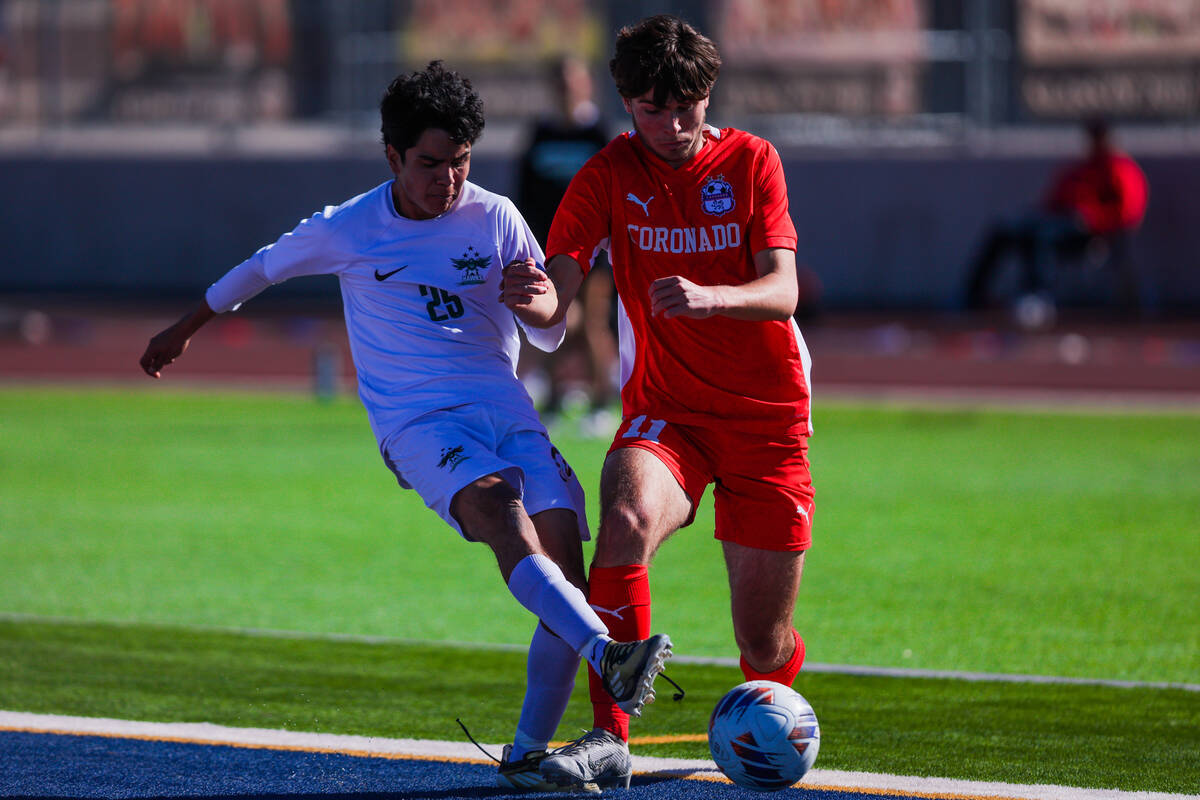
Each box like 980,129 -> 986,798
708,680 -> 820,792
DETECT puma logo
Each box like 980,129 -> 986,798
590,603 -> 632,621
625,192 -> 654,217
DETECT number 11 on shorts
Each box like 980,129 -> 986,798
622,415 -> 666,443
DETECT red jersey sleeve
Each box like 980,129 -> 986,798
1113,155 -> 1148,231
749,141 -> 798,254
546,151 -> 613,277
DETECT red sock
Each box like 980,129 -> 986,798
740,628 -> 805,686
587,564 -> 651,741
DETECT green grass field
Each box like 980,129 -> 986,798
2,387 -> 1198,792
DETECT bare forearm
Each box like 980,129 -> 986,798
511,294 -> 562,328
650,248 -> 799,321
176,300 -> 218,338
708,270 -> 798,321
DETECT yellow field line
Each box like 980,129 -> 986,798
549,732 -> 708,747
630,733 -> 709,744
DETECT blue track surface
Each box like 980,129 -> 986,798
0,730 -> 904,799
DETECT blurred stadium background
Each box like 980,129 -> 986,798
1,0 -> 1198,397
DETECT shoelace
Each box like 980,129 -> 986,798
600,640 -> 686,702
456,718 -> 502,764
660,671 -> 686,702
598,640 -> 633,673
551,729 -> 606,755
455,668 -> 686,765
457,718 -> 584,766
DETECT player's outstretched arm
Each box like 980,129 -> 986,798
500,254 -> 585,328
139,300 -> 217,378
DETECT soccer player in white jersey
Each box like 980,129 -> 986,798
502,17 -> 816,790
139,61 -> 671,793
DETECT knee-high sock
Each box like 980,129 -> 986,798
740,628 -> 805,686
507,554 -> 607,654
512,623 -> 580,760
586,564 -> 651,741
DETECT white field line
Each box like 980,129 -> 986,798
3,612 -> 1197,693
0,711 -> 1195,800
680,656 -> 1200,693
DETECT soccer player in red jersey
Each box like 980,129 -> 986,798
500,14 -> 815,790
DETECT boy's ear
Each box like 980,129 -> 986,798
385,144 -> 405,174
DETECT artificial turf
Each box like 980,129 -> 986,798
2,388 -> 1196,680
1,617 -> 1197,794
2,387 -> 1198,793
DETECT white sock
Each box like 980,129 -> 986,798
510,729 -> 546,763
506,554 -> 607,654
582,632 -> 614,673
511,623 -> 579,761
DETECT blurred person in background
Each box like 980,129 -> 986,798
964,118 -> 1149,320
517,55 -> 618,436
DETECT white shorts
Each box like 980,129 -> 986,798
380,403 -> 589,541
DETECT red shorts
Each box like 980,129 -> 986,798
607,414 -> 814,552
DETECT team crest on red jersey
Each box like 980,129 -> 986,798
701,175 -> 735,216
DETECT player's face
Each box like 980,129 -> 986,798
387,128 -> 471,220
623,90 -> 709,168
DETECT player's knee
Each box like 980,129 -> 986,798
596,500 -> 656,563
451,475 -> 524,534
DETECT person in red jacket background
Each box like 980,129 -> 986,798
965,119 -> 1148,315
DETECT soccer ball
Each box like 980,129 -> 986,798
708,680 -> 820,791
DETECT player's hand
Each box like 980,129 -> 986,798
649,275 -> 722,319
500,257 -> 551,309
139,324 -> 190,378
139,301 -> 216,378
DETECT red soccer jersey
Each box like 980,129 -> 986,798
548,125 -> 811,434
1044,150 -> 1149,236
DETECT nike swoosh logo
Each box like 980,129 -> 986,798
374,265 -> 409,281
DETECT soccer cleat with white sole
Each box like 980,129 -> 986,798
539,728 -> 632,791
497,745 -> 599,793
598,633 -> 673,717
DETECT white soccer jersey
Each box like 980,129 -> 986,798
205,180 -> 564,445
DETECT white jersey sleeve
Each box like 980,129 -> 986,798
205,201 -> 357,313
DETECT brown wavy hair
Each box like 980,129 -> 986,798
609,15 -> 721,105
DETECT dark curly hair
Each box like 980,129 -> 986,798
380,61 -> 485,158
610,15 -> 721,106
